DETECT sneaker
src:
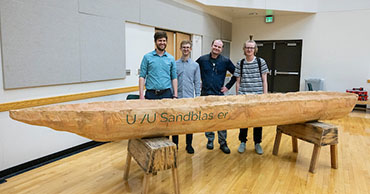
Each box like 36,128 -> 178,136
206,140 -> 214,150
255,143 -> 263,155
238,142 -> 246,153
220,143 -> 231,154
186,145 -> 195,154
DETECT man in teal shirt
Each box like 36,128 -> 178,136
139,31 -> 178,100
139,31 -> 178,147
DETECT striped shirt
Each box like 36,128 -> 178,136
234,57 -> 269,94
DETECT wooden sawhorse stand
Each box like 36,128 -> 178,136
123,137 -> 179,194
273,121 -> 338,173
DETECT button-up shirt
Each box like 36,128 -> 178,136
139,50 -> 177,90
176,58 -> 201,98
196,53 -> 236,95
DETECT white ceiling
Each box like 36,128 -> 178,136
206,6 -> 309,19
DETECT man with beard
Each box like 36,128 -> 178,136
196,40 -> 236,154
139,31 -> 178,100
139,31 -> 178,146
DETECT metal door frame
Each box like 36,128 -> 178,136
255,39 -> 303,93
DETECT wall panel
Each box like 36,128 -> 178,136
0,0 -> 80,89
78,0 -> 140,22
79,14 -> 126,82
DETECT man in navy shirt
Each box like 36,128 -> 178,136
196,40 -> 236,154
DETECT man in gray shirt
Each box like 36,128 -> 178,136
234,38 -> 269,155
172,40 -> 201,154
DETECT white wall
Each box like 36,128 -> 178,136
0,22 -> 148,171
125,22 -> 155,77
191,34 -> 203,61
232,9 -> 370,92
319,0 -> 370,12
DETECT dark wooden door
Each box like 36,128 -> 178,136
255,41 -> 274,92
256,40 -> 302,93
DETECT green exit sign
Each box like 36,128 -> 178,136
265,15 -> 274,23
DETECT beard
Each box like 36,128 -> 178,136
156,44 -> 167,52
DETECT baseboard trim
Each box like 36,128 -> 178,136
0,141 -> 107,184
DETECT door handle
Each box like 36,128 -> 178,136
274,70 -> 299,76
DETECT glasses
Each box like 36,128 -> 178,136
244,47 -> 255,50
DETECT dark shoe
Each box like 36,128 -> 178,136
206,140 -> 214,150
186,145 -> 194,154
220,143 -> 231,154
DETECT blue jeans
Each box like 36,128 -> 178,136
205,130 -> 227,145
201,91 -> 227,146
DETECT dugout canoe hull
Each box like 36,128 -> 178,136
9,91 -> 357,141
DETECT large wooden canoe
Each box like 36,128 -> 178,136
9,91 -> 357,141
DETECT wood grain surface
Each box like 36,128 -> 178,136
9,91 -> 357,141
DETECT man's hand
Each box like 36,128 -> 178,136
139,77 -> 146,100
221,86 -> 229,93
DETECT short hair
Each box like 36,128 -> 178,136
180,40 -> 192,48
243,35 -> 258,55
211,39 -> 224,48
154,31 -> 168,41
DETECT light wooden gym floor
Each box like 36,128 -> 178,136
0,111 -> 369,194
